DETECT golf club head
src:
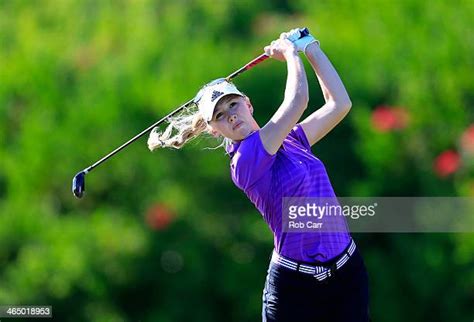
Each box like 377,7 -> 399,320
72,171 -> 86,198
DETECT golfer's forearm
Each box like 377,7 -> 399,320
305,43 -> 351,108
261,53 -> 309,154
283,53 -> 309,109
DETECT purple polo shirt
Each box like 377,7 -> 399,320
226,124 -> 350,263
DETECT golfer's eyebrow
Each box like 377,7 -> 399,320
219,96 -> 236,106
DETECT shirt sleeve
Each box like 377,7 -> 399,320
231,131 -> 276,191
289,124 -> 312,150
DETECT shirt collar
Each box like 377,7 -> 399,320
226,140 -> 240,158
225,130 -> 257,158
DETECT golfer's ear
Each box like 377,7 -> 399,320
207,126 -> 220,138
244,97 -> 253,114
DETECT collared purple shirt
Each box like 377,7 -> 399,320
227,124 -> 350,263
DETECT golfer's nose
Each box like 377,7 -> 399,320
229,114 -> 237,123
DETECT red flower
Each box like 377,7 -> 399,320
460,124 -> 474,154
433,150 -> 461,178
146,204 -> 175,230
371,106 -> 409,132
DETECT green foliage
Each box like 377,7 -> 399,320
0,0 -> 472,321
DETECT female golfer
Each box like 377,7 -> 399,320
148,28 -> 370,322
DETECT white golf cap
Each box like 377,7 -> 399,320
195,79 -> 244,122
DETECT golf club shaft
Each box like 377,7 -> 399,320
82,54 -> 269,174
84,98 -> 195,174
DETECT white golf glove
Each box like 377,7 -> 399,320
283,28 -> 319,54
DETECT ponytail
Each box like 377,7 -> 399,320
148,110 -> 208,151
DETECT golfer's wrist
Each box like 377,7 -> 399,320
303,40 -> 320,56
283,49 -> 299,60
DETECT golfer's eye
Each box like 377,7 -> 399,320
229,102 -> 237,109
215,112 -> 223,120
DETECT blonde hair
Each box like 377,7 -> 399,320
148,80 -> 245,151
147,106 -> 209,150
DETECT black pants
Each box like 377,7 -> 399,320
262,248 -> 370,322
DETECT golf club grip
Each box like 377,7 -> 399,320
226,54 -> 269,81
245,54 -> 270,70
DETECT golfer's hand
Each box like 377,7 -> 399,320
264,38 -> 297,62
281,28 -> 319,54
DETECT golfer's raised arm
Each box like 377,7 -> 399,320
299,41 -> 352,146
260,38 -> 309,155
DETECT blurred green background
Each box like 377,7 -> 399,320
1,0 -> 473,321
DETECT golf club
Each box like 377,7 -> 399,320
72,28 -> 309,198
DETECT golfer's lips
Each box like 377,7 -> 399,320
232,121 -> 243,130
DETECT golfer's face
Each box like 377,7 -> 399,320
210,96 -> 255,141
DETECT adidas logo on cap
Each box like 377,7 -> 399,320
211,90 -> 224,102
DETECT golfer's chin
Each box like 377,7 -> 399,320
230,123 -> 253,141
